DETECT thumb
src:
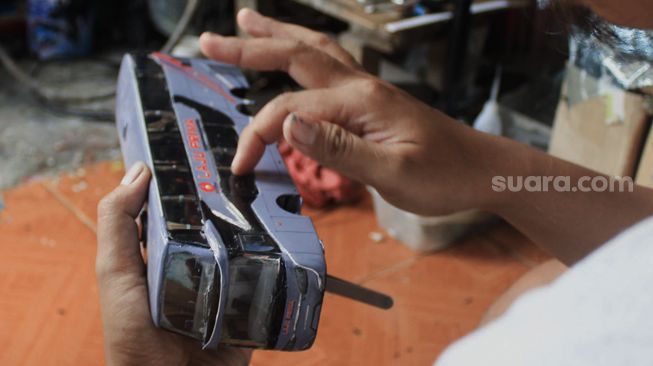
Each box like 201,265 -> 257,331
96,161 -> 151,284
282,113 -> 388,185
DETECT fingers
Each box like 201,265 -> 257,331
96,162 -> 151,285
282,113 -> 392,186
231,88 -> 357,174
199,33 -> 357,89
236,8 -> 360,69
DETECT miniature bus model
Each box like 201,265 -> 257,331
115,53 -> 326,351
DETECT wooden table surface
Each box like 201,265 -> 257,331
0,161 -> 549,365
290,0 -> 530,52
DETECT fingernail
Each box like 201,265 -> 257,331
239,7 -> 259,17
288,114 -> 317,145
200,32 -> 220,42
121,162 -> 145,186
247,7 -> 263,18
231,151 -> 243,175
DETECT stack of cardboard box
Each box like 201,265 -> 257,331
549,63 -> 653,187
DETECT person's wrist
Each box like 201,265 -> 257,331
457,129 -> 518,215
469,132 -> 542,217
412,116 -> 503,216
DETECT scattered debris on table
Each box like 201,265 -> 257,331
71,180 -> 88,193
369,231 -> 386,243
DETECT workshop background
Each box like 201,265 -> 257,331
1,0 -> 652,365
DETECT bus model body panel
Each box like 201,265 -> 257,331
115,53 -> 326,351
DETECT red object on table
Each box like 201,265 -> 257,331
278,142 -> 363,208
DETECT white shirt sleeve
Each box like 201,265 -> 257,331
436,215 -> 653,366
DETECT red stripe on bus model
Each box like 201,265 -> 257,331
151,52 -> 237,105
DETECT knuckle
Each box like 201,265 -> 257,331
358,78 -> 386,97
313,33 -> 333,48
234,46 -> 245,67
291,40 -> 311,55
97,194 -> 116,218
276,91 -> 294,104
95,257 -> 112,282
268,92 -> 294,111
97,189 -> 127,223
394,148 -> 424,185
323,126 -> 351,160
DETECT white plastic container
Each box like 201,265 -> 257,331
369,188 -> 495,252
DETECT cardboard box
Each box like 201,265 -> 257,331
549,64 -> 650,177
636,127 -> 653,188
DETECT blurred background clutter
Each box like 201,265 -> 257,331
2,0 -> 652,365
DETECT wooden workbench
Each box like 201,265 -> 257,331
237,0 -> 529,74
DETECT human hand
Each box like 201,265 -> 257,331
200,8 -> 493,216
96,162 -> 251,366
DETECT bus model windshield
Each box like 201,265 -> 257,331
220,254 -> 285,348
